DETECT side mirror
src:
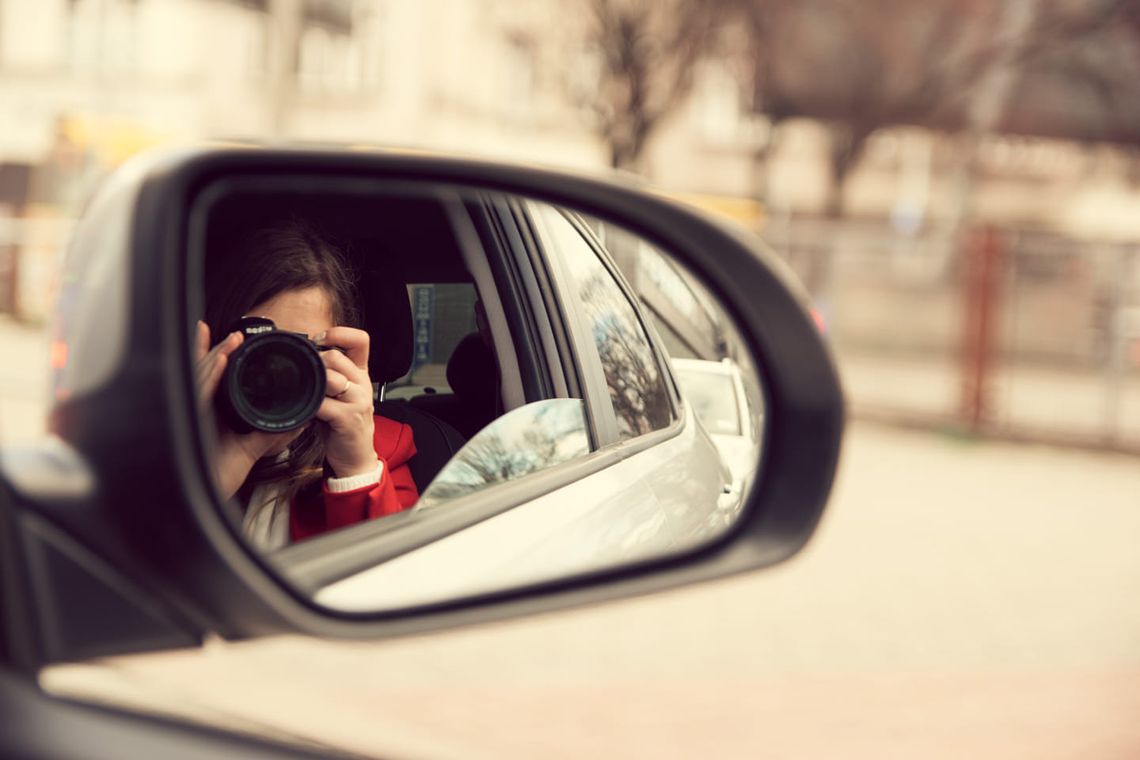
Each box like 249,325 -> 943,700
0,148 -> 843,666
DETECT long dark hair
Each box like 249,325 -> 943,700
205,218 -> 359,501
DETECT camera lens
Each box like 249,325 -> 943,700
222,332 -> 326,433
239,345 -> 310,416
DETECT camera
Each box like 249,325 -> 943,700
217,316 -> 330,434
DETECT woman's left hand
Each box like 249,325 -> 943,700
315,326 -> 378,479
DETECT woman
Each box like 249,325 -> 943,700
196,221 -> 418,550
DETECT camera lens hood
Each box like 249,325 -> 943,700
218,330 -> 327,434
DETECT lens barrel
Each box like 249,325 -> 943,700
217,326 -> 327,434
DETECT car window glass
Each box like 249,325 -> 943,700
414,398 -> 591,509
535,205 -> 675,440
384,282 -> 478,399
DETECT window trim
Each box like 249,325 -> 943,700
441,193 -> 527,411
523,200 -> 623,447
462,194 -> 552,404
493,197 -> 573,401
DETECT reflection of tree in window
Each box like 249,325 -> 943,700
417,400 -> 590,507
534,203 -> 674,439
431,426 -> 553,497
578,269 -> 673,439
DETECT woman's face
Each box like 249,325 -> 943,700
248,286 -> 334,341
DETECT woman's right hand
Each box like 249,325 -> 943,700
195,321 -> 304,500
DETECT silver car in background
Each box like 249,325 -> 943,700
672,357 -> 763,487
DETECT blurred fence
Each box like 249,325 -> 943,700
765,218 -> 1140,451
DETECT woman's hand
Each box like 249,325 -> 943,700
196,320 -> 242,416
315,326 -> 378,479
195,321 -> 305,500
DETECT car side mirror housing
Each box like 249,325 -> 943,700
0,147 -> 843,666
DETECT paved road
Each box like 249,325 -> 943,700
5,316 -> 1140,758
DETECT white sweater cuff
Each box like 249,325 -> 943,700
326,460 -> 383,493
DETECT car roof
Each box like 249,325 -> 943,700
205,185 -> 471,284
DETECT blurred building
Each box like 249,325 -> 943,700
1,1 -> 1138,393
3,0 -> 1138,253
0,0 -> 605,164
0,0 -> 608,318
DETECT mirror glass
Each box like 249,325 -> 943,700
191,178 -> 766,612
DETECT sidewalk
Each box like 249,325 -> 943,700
838,348 -> 1140,450
0,315 -> 50,444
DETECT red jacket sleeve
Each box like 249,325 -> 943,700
319,462 -> 410,530
289,415 -> 419,542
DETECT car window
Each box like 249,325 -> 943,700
532,204 -> 675,440
414,398 -> 591,509
675,369 -> 741,435
383,282 -> 478,399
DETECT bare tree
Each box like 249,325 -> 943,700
995,0 -> 1140,145
726,0 -> 1012,217
568,0 -> 722,172
728,0 -> 1140,216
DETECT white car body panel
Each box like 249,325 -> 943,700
316,406 -> 732,611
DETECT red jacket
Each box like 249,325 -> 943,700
289,415 -> 419,541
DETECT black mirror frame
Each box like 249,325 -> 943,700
8,147 -> 843,660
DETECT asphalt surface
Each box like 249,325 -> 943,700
4,316 -> 1140,758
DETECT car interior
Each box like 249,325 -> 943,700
199,184 -> 527,494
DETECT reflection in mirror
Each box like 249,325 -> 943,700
671,357 -> 763,486
416,399 -> 590,508
191,179 -> 766,612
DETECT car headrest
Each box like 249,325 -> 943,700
358,265 -> 413,386
446,332 -> 499,406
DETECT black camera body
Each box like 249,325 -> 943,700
216,316 -> 328,434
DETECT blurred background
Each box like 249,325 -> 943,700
4,1 -> 1140,758
1,0 -> 1138,449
